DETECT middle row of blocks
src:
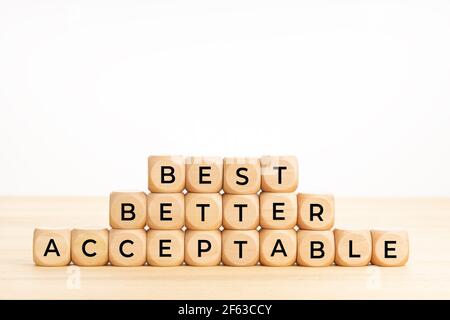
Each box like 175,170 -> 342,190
110,192 -> 334,230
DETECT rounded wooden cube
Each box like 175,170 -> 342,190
147,230 -> 184,266
148,155 -> 185,193
297,230 -> 335,267
297,193 -> 335,230
334,229 -> 372,267
261,156 -> 298,192
147,193 -> 184,229
71,228 -> 109,266
185,193 -> 222,230
33,229 -> 71,266
185,156 -> 223,193
222,194 -> 259,230
371,230 -> 409,267
259,192 -> 297,229
184,230 -> 221,266
222,230 -> 259,266
109,191 -> 147,229
259,229 -> 296,266
223,157 -> 261,194
109,229 -> 146,267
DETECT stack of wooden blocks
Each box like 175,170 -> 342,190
33,155 -> 409,267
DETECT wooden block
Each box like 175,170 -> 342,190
33,229 -> 71,266
185,156 -> 223,193
297,230 -> 335,267
222,230 -> 259,266
109,229 -> 146,266
147,193 -> 184,229
147,230 -> 184,266
222,194 -> 259,230
223,157 -> 261,194
184,230 -> 221,266
334,229 -> 372,267
260,192 -> 297,229
185,193 -> 222,230
71,228 -> 109,266
148,155 -> 185,192
259,229 -> 296,266
371,230 -> 409,267
297,193 -> 334,230
109,191 -> 147,229
261,156 -> 298,192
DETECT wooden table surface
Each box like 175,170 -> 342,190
1,196 -> 449,300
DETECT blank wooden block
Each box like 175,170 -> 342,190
259,229 -> 296,266
334,229 -> 372,267
222,230 -> 259,266
260,192 -> 297,229
222,194 -> 259,230
148,155 -> 185,193
185,193 -> 222,230
147,193 -> 184,229
109,191 -> 147,229
147,230 -> 184,266
223,157 -> 261,194
297,230 -> 335,267
33,229 -> 71,266
71,228 -> 109,266
261,156 -> 298,192
185,156 -> 223,193
371,230 -> 409,267
109,229 -> 146,266
297,193 -> 335,230
185,230 -> 221,266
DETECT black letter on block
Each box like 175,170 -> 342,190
159,239 -> 172,257
160,203 -> 173,221
236,168 -> 249,185
271,239 -> 287,257
43,239 -> 60,256
234,204 -> 248,222
198,240 -> 212,257
121,203 -> 136,221
384,240 -> 397,258
273,202 -> 285,220
161,166 -> 175,183
310,241 -> 325,258
349,240 -> 361,258
234,240 -> 248,259
310,204 -> 324,221
199,166 -> 212,184
119,240 -> 134,258
82,239 -> 97,257
273,166 -> 287,184
196,203 -> 210,221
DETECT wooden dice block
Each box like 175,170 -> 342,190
109,191 -> 147,229
71,229 -> 109,266
147,193 -> 184,229
147,230 -> 184,266
259,229 -> 296,266
222,230 -> 259,266
33,229 -> 71,266
185,230 -> 221,266
297,193 -> 334,230
334,229 -> 372,267
371,230 -> 409,267
185,156 -> 223,193
260,192 -> 297,229
261,156 -> 298,192
185,193 -> 222,230
297,230 -> 335,267
222,194 -> 259,230
223,157 -> 261,194
109,229 -> 146,266
148,155 -> 185,192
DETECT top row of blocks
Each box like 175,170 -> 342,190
148,156 -> 298,194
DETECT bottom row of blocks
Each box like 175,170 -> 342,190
33,229 -> 409,267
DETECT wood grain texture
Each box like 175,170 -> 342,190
1,196 -> 450,299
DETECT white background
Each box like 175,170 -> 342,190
1,0 -> 449,196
